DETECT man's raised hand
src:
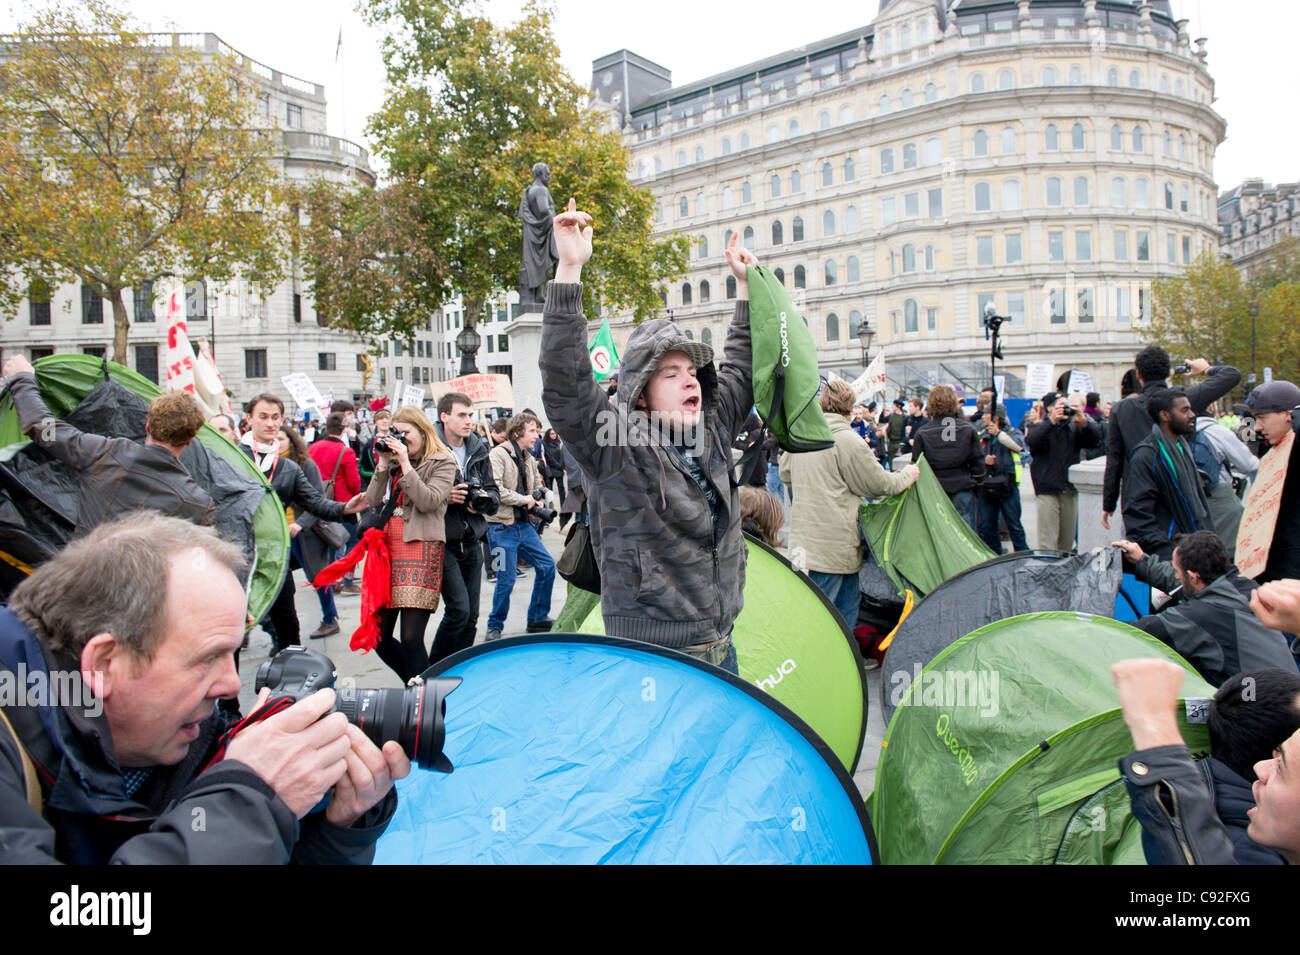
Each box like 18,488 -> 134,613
554,197 -> 593,283
724,230 -> 758,299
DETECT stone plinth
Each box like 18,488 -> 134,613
1070,456 -> 1125,552
503,311 -> 543,419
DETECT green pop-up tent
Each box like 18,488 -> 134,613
871,612 -> 1214,865
568,535 -> 867,772
0,355 -> 289,622
859,455 -> 994,597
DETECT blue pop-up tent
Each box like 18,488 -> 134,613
375,635 -> 877,864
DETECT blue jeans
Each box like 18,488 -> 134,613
977,489 -> 1029,554
808,570 -> 860,632
291,536 -> 337,624
949,490 -> 978,533
766,463 -> 787,506
486,521 -> 555,632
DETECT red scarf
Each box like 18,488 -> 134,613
311,529 -> 391,653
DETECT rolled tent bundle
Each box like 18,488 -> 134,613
575,534 -> 867,773
0,355 -> 288,621
376,636 -> 878,864
871,612 -> 1214,865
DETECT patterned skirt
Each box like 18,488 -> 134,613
384,515 -> 444,611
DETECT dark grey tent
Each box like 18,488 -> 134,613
880,548 -> 1124,723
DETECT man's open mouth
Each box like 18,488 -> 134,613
683,397 -> 700,410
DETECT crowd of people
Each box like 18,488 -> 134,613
1,194 -> 1297,866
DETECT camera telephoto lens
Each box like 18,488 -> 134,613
333,678 -> 461,772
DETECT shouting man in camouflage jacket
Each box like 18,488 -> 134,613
540,199 -> 757,674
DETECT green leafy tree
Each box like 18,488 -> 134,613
0,0 -> 291,363
359,0 -> 689,369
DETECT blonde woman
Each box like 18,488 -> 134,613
366,406 -> 456,681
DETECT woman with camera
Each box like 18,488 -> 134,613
365,406 -> 456,682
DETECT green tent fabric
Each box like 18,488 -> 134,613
871,612 -> 1214,865
859,455 -> 994,596
745,265 -> 833,452
573,535 -> 866,771
0,355 -> 289,622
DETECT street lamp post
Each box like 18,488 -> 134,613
456,324 -> 481,376
855,318 -> 874,367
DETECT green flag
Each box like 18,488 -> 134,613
588,318 -> 620,382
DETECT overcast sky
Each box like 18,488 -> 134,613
4,0 -> 1293,192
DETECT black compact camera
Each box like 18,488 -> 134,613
464,479 -> 496,514
1174,363 -> 1192,375
531,487 -> 557,526
254,647 -> 459,772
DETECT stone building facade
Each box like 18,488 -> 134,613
1218,178 -> 1300,281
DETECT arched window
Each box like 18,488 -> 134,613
825,314 -> 840,341
1135,178 -> 1149,208
1068,65 -> 1083,85
1107,67 -> 1119,87
793,265 -> 806,289
1178,133 -> 1187,160
1045,123 -> 1059,150
678,196 -> 689,217
743,226 -> 754,246
790,169 -> 802,192
974,181 -> 991,212
1046,177 -> 1063,206
904,299 -> 919,333
740,131 -> 751,149
1071,123 -> 1085,149
1111,124 -> 1123,151
787,119 -> 800,138
771,220 -> 784,245
676,149 -> 687,167
637,160 -> 646,178
701,326 -> 712,346
1164,182 -> 1174,209
924,82 -> 937,103
1111,176 -> 1127,207
839,104 -> 854,124
823,210 -> 836,237
900,24 -> 911,48
1133,125 -> 1145,152
694,146 -> 704,162
1042,66 -> 1058,86
681,282 -> 692,305
903,143 -> 918,168
1179,184 -> 1189,212
1163,129 -> 1172,155
845,205 -> 859,233
924,137 -> 941,165
880,147 -> 895,173
901,88 -> 914,108
1074,176 -> 1090,206
997,69 -> 1014,90
773,267 -> 785,285
721,137 -> 732,156
818,110 -> 831,130
902,243 -> 916,273
1176,79 -> 1185,97
1002,179 -> 1021,210
722,185 -> 733,209
1001,127 -> 1016,154
824,260 -> 837,286
741,181 -> 752,204
880,28 -> 893,54
792,216 -> 804,242
822,162 -> 833,187
684,328 -> 693,340
726,276 -> 737,299
924,245 -> 935,270
1129,70 -> 1141,88
1160,74 -> 1169,92
697,235 -> 708,258
970,73 -> 986,93
877,93 -> 891,114
850,309 -> 864,337
769,174 -> 781,198
766,124 -> 780,144
696,191 -> 705,215
699,280 -> 710,303
844,156 -> 855,181
846,255 -> 860,282
974,129 -> 988,156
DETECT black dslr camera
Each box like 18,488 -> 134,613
375,427 -> 409,472
464,479 -> 496,514
531,487 -> 557,526
254,647 -> 459,772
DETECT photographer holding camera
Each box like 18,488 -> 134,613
430,392 -> 500,664
484,412 -> 556,642
364,407 -> 456,683
0,513 -> 407,864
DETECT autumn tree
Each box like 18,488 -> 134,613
0,0 -> 291,363
358,0 -> 689,371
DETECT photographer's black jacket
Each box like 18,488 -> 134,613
0,608 -> 395,863
434,424 -> 500,543
1026,416 -> 1101,495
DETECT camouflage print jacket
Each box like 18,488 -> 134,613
540,283 -> 753,649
